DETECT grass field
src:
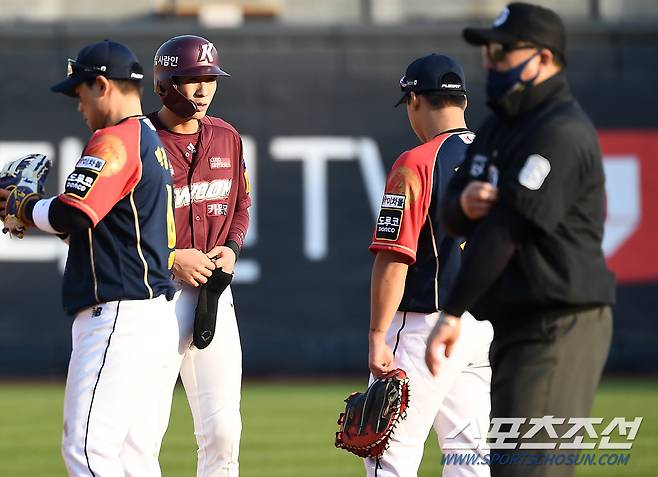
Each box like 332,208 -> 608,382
0,378 -> 655,476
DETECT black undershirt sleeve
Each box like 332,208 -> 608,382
24,196 -> 93,234
49,197 -> 93,233
224,240 -> 241,260
443,202 -> 527,317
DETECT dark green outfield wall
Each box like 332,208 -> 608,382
0,22 -> 656,375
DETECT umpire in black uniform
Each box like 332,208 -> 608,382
424,3 -> 615,476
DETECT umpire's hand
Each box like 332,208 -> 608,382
460,181 -> 498,220
425,313 -> 461,376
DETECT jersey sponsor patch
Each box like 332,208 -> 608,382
381,193 -> 405,210
64,169 -> 99,200
375,208 -> 403,241
519,154 -> 551,190
209,156 -> 231,169
174,179 -> 233,208
75,156 -> 106,172
458,133 -> 475,144
207,202 -> 228,216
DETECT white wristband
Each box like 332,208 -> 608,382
32,197 -> 59,234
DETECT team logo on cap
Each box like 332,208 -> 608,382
198,43 -> 214,63
493,7 -> 510,27
399,76 -> 418,88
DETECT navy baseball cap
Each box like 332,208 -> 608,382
395,54 -> 466,107
463,3 -> 566,62
51,40 -> 144,97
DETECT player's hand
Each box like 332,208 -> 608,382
425,314 -> 461,376
368,332 -> 395,377
173,248 -> 216,287
0,188 -> 9,221
460,181 -> 498,220
207,245 -> 237,274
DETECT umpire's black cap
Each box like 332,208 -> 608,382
51,40 -> 144,97
395,54 -> 466,107
463,3 -> 566,62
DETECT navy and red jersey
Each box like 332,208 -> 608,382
59,117 -> 176,315
147,113 -> 251,253
370,129 -> 475,313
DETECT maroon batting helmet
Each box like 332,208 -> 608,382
153,35 -> 230,118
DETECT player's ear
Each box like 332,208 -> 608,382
95,76 -> 110,96
409,92 -> 421,110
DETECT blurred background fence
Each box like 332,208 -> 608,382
0,0 -> 657,376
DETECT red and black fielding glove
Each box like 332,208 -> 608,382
335,368 -> 410,458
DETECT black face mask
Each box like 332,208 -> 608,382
486,52 -> 540,101
486,53 -> 541,118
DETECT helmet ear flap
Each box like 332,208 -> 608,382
159,79 -> 198,119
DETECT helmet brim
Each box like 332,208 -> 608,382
170,65 -> 230,79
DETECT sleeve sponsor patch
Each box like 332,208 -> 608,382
75,156 -> 106,172
375,208 -> 403,241
381,193 -> 405,210
64,169 -> 99,200
518,154 -> 551,190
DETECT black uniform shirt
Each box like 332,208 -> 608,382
441,72 -> 616,321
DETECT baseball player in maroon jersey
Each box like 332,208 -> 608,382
147,35 -> 250,477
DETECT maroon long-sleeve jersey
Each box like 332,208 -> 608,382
148,113 -> 251,253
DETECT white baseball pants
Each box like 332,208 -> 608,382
167,283 -> 243,477
61,296 -> 182,477
364,311 -> 493,477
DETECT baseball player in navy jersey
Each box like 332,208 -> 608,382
0,41 -> 180,476
367,54 -> 493,476
147,35 -> 250,477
